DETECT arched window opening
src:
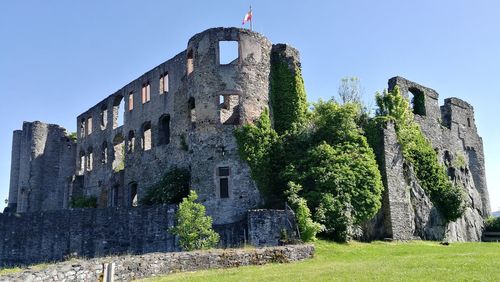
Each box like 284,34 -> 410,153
142,122 -> 152,151
129,182 -> 138,207
113,95 -> 124,129
158,114 -> 170,145
100,104 -> 108,130
127,130 -> 135,153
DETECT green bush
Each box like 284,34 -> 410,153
70,195 -> 97,208
285,182 -> 323,242
170,191 -> 220,251
140,167 -> 190,205
485,216 -> 500,232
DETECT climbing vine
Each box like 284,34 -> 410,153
269,53 -> 308,134
374,87 -> 465,222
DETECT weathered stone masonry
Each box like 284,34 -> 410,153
366,77 -> 490,242
6,27 -> 302,225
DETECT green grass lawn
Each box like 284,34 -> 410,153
138,240 -> 500,282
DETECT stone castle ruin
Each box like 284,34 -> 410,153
1,27 -> 490,265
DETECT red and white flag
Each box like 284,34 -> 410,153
242,7 -> 252,25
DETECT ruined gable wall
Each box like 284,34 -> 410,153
379,77 -> 488,241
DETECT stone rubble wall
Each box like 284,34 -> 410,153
368,77 -> 488,242
0,244 -> 314,282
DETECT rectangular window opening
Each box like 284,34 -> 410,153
128,92 -> 134,111
219,41 -> 239,65
219,94 -> 240,125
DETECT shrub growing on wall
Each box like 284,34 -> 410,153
140,167 -> 190,205
373,87 -> 465,222
69,195 -> 97,208
170,191 -> 220,251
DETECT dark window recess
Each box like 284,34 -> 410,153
220,178 -> 229,198
219,167 -> 230,177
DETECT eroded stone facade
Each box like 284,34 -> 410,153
365,77 -> 490,242
6,27 -> 302,226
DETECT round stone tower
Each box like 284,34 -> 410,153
185,27 -> 272,224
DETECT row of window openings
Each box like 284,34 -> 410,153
106,167 -> 229,208
80,117 -> 170,172
79,74 -> 169,138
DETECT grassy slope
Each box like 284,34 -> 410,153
139,240 -> 500,282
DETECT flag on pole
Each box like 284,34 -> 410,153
242,6 -> 253,29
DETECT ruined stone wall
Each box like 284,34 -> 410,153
0,205 -> 296,267
0,244 -> 314,282
8,121 -> 75,213
373,77 -> 489,241
67,28 -> 277,224
248,209 -> 298,246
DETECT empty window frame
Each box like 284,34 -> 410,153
87,117 -> 93,135
219,41 -> 239,65
113,95 -> 124,129
101,142 -> 108,164
112,134 -> 125,171
187,50 -> 194,75
188,97 -> 196,124
127,130 -> 135,153
158,114 -> 170,145
142,122 -> 152,151
219,93 -> 240,125
467,117 -> 471,127
100,104 -> 108,130
408,87 -> 426,116
159,72 -> 169,94
108,185 -> 119,207
86,147 -> 93,171
217,166 -> 230,198
128,92 -> 134,111
79,150 -> 85,173
129,182 -> 138,207
80,118 -> 86,137
142,82 -> 151,104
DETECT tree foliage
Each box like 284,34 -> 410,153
374,87 -> 465,222
70,195 -> 97,209
338,77 -> 362,105
170,191 -> 220,251
140,167 -> 190,205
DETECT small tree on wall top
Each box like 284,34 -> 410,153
170,190 -> 220,251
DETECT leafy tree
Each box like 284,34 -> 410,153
140,167 -> 190,205
338,77 -> 363,105
170,191 -> 220,251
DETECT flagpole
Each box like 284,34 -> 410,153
250,5 -> 253,31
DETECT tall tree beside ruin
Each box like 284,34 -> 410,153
338,77 -> 363,105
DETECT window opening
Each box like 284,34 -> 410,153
127,130 -> 135,152
113,95 -> 124,129
218,166 -> 230,198
142,122 -> 152,151
159,115 -> 170,145
187,50 -> 194,75
128,92 -> 134,111
219,41 -> 239,64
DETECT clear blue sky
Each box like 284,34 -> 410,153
0,0 -> 498,212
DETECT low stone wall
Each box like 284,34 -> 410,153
0,244 -> 314,282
